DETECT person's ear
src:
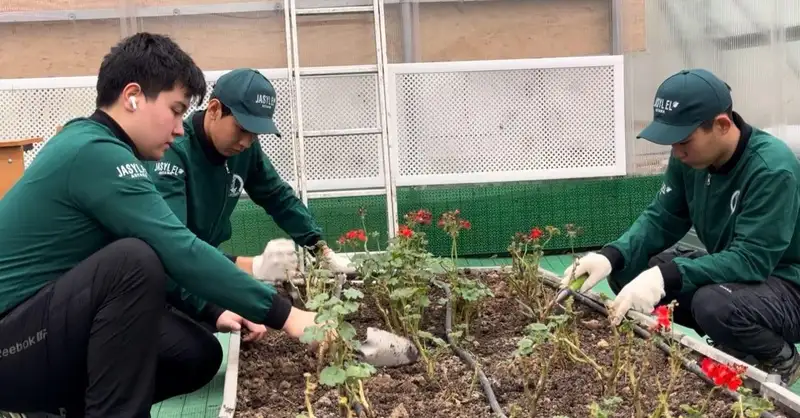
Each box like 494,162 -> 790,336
207,99 -> 221,120
121,83 -> 142,112
716,114 -> 733,135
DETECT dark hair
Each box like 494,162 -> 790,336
96,33 -> 207,108
209,95 -> 233,117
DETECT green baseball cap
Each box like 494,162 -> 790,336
212,68 -> 281,136
637,68 -> 732,145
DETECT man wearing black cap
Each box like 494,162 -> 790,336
561,68 -> 800,385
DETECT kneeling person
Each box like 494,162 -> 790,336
146,68 -> 353,280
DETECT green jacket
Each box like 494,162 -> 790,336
145,111 -> 322,250
601,113 -> 800,293
0,111 -> 290,328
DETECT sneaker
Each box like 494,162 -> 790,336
762,344 -> 800,387
0,412 -> 27,418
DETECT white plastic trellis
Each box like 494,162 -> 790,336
386,55 -> 627,187
0,56 -> 627,235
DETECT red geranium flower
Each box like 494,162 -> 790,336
530,227 -> 543,240
652,305 -> 672,331
700,357 -> 745,391
398,225 -> 413,238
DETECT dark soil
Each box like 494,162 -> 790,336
235,270 -> 788,418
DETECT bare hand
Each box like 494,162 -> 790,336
216,310 -> 268,342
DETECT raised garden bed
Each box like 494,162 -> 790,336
230,210 -> 800,418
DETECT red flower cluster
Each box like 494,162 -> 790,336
398,224 -> 413,238
338,229 -> 367,245
700,357 -> 745,391
437,209 -> 471,236
530,227 -> 543,240
405,209 -> 432,226
652,305 -> 672,331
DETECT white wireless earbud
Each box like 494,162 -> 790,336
129,96 -> 138,110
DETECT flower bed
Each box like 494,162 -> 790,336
234,210 -> 790,418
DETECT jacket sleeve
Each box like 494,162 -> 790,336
68,139 -> 292,328
666,169 -> 799,293
244,148 -> 323,247
148,150 -> 226,325
600,156 -> 693,288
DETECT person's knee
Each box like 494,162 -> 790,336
690,284 -> 750,340
106,238 -> 167,287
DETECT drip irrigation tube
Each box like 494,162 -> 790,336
437,280 -> 508,418
560,287 -> 778,418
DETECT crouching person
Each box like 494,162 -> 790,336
562,68 -> 800,386
0,33 -> 323,417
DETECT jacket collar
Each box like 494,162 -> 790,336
191,110 -> 228,166
708,111 -> 751,175
89,109 -> 143,159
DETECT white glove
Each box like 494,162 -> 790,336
323,248 -> 356,274
608,266 -> 666,325
560,252 -> 612,293
252,238 -> 298,282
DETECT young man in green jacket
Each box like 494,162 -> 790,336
562,68 -> 800,385
145,67 -> 355,281
0,33 -> 324,417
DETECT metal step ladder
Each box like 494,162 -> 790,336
283,0 -> 398,241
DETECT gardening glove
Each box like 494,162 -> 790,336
252,238 -> 298,283
608,266 -> 665,326
323,247 -> 356,274
560,252 -> 612,293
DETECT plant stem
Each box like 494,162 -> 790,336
528,349 -> 557,414
304,374 -> 317,418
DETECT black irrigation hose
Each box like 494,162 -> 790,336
437,280 -> 508,418
562,288 -> 778,418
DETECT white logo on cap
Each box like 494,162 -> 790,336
653,97 -> 680,114
255,94 -> 276,109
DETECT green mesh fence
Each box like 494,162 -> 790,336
219,175 -> 663,257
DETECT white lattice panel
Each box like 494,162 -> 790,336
300,74 -> 379,132
388,57 -> 627,186
0,70 -> 298,186
304,134 -> 384,189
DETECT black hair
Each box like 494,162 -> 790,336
95,32 -> 207,108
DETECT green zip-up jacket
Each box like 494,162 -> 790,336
0,111 -> 291,328
600,113 -> 800,293
145,111 -> 322,250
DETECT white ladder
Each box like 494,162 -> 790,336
282,0 -> 398,240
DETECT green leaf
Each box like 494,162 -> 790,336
319,366 -> 347,387
299,325 -> 325,344
338,322 -> 357,341
345,363 -> 376,379
342,288 -> 364,300
390,287 -> 417,300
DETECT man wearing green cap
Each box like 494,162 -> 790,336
146,68 -> 354,286
561,68 -> 800,385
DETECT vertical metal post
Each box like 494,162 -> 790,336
401,0 -> 415,62
610,0 -> 623,55
375,0 -> 399,238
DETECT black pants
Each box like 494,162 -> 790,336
608,246 -> 800,361
0,238 -> 223,417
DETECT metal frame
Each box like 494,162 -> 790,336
283,0 -> 399,238
0,0 -> 488,24
385,55 -> 628,188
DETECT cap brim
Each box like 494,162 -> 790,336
232,109 -> 281,137
637,120 -> 699,145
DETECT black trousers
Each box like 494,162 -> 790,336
608,246 -> 800,362
0,238 -> 223,417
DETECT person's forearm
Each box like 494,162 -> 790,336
236,256 -> 254,274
